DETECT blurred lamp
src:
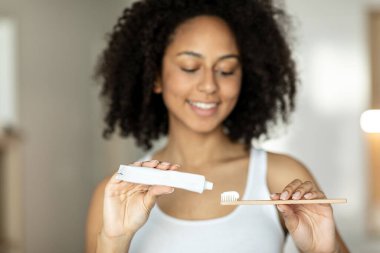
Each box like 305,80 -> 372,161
360,109 -> 380,133
0,18 -> 17,128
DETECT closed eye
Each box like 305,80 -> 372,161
215,69 -> 235,76
181,68 -> 198,73
220,71 -> 234,76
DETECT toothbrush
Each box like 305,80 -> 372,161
220,191 -> 347,205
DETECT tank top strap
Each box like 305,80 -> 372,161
244,148 -> 270,200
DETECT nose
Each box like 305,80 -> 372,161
197,68 -> 218,94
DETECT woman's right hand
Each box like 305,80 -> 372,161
102,160 -> 178,238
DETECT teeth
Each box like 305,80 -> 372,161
188,100 -> 218,110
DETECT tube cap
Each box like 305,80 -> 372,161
204,181 -> 214,190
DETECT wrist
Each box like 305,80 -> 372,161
301,246 -> 340,253
96,230 -> 134,253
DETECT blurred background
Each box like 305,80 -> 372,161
0,0 -> 379,252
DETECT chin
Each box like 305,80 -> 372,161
187,120 -> 223,135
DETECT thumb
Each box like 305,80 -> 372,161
276,205 -> 299,233
143,185 -> 174,210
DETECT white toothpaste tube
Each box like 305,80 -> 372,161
116,165 -> 214,194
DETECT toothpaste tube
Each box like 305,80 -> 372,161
116,165 -> 214,194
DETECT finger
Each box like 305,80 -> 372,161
270,193 -> 281,200
304,190 -> 326,200
109,172 -> 123,184
125,184 -> 149,197
107,180 -> 129,192
169,163 -> 180,171
106,179 -> 145,197
141,160 -> 160,168
155,161 -> 172,170
149,185 -> 174,196
276,204 -> 299,233
107,172 -> 132,189
143,185 -> 174,210
291,181 -> 314,200
131,161 -> 143,166
280,179 -> 303,200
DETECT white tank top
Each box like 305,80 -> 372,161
129,148 -> 285,253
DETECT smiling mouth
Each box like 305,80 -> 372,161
187,100 -> 219,109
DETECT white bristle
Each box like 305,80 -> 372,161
221,191 -> 240,203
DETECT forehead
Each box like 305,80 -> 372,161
165,15 -> 239,55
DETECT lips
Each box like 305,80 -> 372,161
187,100 -> 219,109
186,99 -> 219,116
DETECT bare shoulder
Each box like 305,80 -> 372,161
267,151 -> 320,194
85,176 -> 112,253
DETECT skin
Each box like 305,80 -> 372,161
86,16 -> 349,253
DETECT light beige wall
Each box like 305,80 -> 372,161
265,0 -> 380,252
0,0 -> 141,252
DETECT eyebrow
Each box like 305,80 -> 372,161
176,51 -> 240,62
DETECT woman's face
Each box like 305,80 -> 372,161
156,15 -> 242,134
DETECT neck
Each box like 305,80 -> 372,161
157,124 -> 244,170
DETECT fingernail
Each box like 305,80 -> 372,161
304,193 -> 312,199
280,191 -> 288,200
270,193 -> 277,198
160,162 -> 171,166
292,191 -> 301,199
277,205 -> 284,212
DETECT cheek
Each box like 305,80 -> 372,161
221,78 -> 242,101
160,74 -> 190,106
161,66 -> 198,99
163,77 -> 187,98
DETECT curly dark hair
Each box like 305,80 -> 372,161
96,0 -> 297,150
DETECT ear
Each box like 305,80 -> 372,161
153,77 -> 163,94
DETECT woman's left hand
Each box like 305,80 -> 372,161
271,179 -> 338,253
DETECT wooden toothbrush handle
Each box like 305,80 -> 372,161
221,198 -> 347,205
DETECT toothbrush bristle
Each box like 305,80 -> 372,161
221,191 -> 240,203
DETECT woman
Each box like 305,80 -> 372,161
86,0 -> 349,252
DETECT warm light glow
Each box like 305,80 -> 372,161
0,18 -> 17,127
360,110 -> 380,133
308,43 -> 368,115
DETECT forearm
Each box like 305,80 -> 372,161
96,230 -> 134,253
